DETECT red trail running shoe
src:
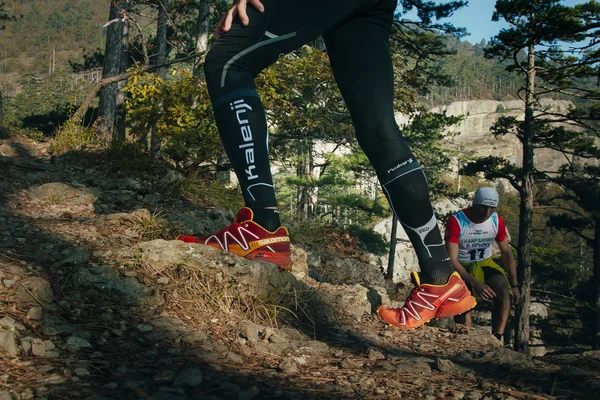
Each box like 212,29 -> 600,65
377,271 -> 476,329
177,208 -> 291,270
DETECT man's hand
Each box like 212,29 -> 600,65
215,0 -> 265,39
472,281 -> 496,301
511,287 -> 520,305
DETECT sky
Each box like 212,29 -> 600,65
400,0 -> 590,45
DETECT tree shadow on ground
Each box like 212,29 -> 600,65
0,141 -> 359,399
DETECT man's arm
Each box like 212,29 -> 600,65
497,239 -> 520,304
447,241 -> 497,300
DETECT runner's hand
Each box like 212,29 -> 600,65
472,281 -> 496,300
511,287 -> 520,305
215,0 -> 265,39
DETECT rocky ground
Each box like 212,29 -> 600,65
1,134 -> 599,400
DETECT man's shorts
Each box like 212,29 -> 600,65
460,258 -> 513,298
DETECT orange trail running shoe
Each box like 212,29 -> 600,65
177,207 -> 291,269
377,271 -> 476,329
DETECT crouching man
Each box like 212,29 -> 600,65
445,187 -> 520,341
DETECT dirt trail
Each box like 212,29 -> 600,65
0,135 -> 599,400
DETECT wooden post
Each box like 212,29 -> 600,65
387,215 -> 398,280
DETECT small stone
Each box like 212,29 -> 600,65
74,368 -> 90,377
66,336 -> 91,350
157,277 -> 170,284
26,307 -> 43,320
467,390 -> 483,400
0,329 -> 18,356
31,338 -> 46,357
102,382 -> 119,390
137,324 -> 153,332
226,351 -> 244,364
292,356 -> 307,365
173,367 -> 202,387
278,358 -> 299,374
367,348 -> 385,360
238,386 -> 260,400
44,340 -> 56,351
3,279 -> 17,288
19,388 -> 34,400
45,375 -> 66,384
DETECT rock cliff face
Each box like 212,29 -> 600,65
434,98 -> 576,173
396,98 -> 577,176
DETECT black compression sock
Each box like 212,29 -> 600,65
417,241 -> 455,285
251,207 -> 281,232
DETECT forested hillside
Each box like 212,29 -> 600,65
0,1 -> 523,108
0,0 -> 109,76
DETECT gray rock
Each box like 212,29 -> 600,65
26,306 -> 42,320
238,386 -> 260,400
312,257 -> 387,287
278,357 -> 299,374
59,247 -> 90,266
240,322 -> 263,343
2,279 -> 17,288
0,317 -> 17,331
15,277 -> 54,305
173,367 -> 202,387
435,358 -> 471,375
395,361 -> 432,375
66,336 -> 91,351
367,348 -> 386,360
137,324 -> 153,332
226,351 -> 244,364
44,374 -> 67,384
0,329 -> 18,356
31,338 -> 46,357
184,331 -> 208,343
28,182 -> 98,205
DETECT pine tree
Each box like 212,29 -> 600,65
464,0 -> 600,352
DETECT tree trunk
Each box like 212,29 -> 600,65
150,0 -> 170,157
116,6 -> 130,143
97,2 -> 124,139
514,41 -> 536,354
194,0 -> 211,75
594,219 -> 600,349
296,139 -> 314,219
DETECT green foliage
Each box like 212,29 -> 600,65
282,216 -> 386,260
124,67 -> 221,165
347,225 -> 388,256
49,116 -> 99,155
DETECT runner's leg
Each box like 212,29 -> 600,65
204,0 -> 370,230
322,1 -> 454,284
486,272 -> 511,335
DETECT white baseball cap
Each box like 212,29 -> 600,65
473,187 -> 499,207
